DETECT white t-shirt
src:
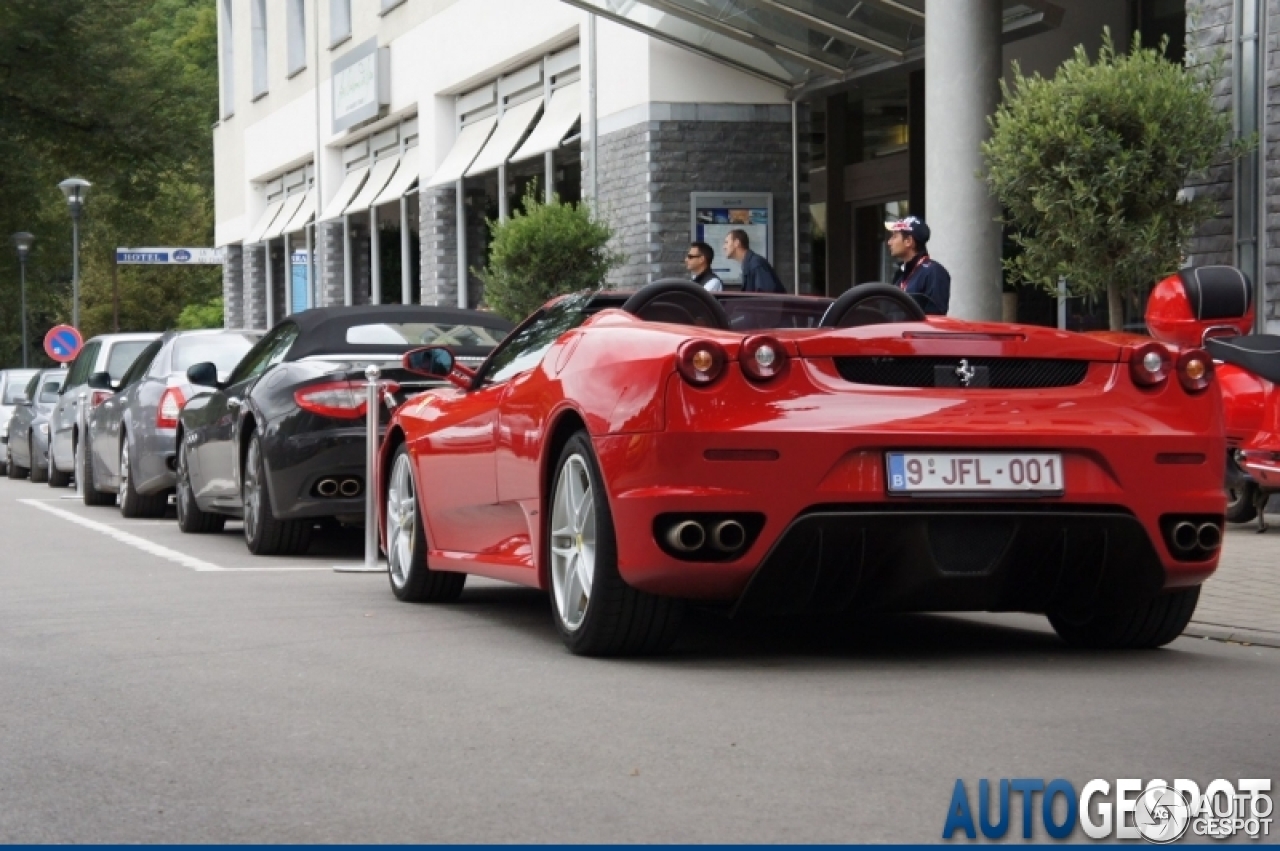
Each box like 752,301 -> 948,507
695,273 -> 724,292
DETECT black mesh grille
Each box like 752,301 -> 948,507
834,356 -> 1089,389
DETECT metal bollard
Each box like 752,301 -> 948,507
334,364 -> 388,573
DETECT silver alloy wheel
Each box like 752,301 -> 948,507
550,453 -> 596,632
119,440 -> 130,501
243,438 -> 261,543
386,453 -> 416,589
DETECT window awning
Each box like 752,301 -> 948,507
345,156 -> 400,215
245,199 -> 286,244
511,82 -> 582,163
425,116 -> 498,188
282,190 -> 316,233
373,146 -> 421,206
466,97 -> 544,176
319,166 -> 370,221
558,0 -> 1062,94
262,193 -> 307,241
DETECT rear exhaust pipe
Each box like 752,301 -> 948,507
339,478 -> 362,498
1196,522 -> 1222,552
665,520 -> 706,553
710,519 -> 746,553
1170,521 -> 1199,554
316,478 -> 339,497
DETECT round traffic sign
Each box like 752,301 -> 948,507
44,324 -> 83,363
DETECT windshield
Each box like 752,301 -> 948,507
2,372 -> 38,403
345,322 -> 508,348
106,341 -> 152,381
39,376 -> 65,403
174,333 -> 259,374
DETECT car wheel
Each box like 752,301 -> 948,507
1048,586 -> 1201,650
385,445 -> 466,602
81,438 -> 116,506
242,431 -> 312,556
175,439 -> 225,534
1226,480 -> 1259,524
119,437 -> 167,518
29,435 -> 47,483
6,445 -> 27,479
548,431 -> 684,656
47,443 -> 71,488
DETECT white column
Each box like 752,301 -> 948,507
925,0 -> 1003,321
370,207 -> 382,305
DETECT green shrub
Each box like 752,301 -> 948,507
176,295 -> 224,329
982,30 -> 1247,329
478,187 -> 622,322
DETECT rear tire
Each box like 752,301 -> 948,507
81,439 -> 116,506
1048,586 -> 1201,649
1226,480 -> 1259,524
118,437 -> 167,518
548,431 -> 684,656
385,445 -> 466,602
242,432 -> 312,556
29,435 -> 48,483
175,439 -> 225,534
6,447 -> 27,479
47,444 -> 71,488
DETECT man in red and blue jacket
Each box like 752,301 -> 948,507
886,216 -> 950,315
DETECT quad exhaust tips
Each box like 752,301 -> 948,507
659,515 -> 758,559
1167,518 -> 1222,558
314,477 -> 363,499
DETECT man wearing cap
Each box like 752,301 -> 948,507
885,216 -> 950,316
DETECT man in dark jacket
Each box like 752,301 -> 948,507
886,216 -> 950,315
723,229 -> 786,293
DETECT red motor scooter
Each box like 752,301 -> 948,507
1146,265 -> 1280,531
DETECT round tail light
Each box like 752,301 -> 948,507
1176,348 -> 1214,393
677,340 -> 727,386
1129,342 -> 1172,389
738,335 -> 789,382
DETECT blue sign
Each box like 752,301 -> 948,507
291,250 -> 310,313
118,251 -> 169,263
173,249 -> 192,262
43,324 -> 83,363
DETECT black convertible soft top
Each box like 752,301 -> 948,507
282,304 -> 515,361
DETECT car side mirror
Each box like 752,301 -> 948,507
403,346 -> 474,390
186,361 -> 220,388
86,371 -> 114,391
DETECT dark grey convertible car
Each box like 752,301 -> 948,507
176,305 -> 513,556
82,329 -> 259,515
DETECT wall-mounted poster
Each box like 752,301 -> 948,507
691,192 -> 773,286
291,250 -> 311,314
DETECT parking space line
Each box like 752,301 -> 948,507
17,499 -> 331,573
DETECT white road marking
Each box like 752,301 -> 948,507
18,499 -> 331,572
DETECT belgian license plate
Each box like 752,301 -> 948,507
886,452 -> 1063,495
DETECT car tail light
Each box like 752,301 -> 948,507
738,335 -> 788,382
1176,348 -> 1213,393
156,387 -> 186,429
676,340 -> 727,386
1129,342 -> 1172,389
295,380 -> 401,420
89,390 -> 112,408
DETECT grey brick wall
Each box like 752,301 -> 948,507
243,244 -> 266,330
222,244 -> 243,328
315,220 -> 345,307
349,223 -> 372,306
1186,0 -> 1236,269
1266,0 -> 1280,321
594,103 -> 811,291
267,242 -> 287,326
420,186 -> 457,307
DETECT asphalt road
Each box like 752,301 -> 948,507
0,475 -> 1276,843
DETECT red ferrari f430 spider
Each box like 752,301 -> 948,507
378,280 -> 1224,655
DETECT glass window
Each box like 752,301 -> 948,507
66,342 -> 100,388
478,293 -> 592,386
119,341 -> 163,388
251,0 -> 268,98
219,0 -> 235,118
229,323 -> 300,385
344,323 -> 508,348
105,341 -> 153,382
329,0 -> 351,46
174,334 -> 260,375
39,375 -> 66,403
3,372 -> 37,403
287,0 -> 307,76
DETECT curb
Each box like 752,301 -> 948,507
1185,621 -> 1280,649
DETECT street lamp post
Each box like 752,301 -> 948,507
58,177 -> 91,329
11,232 -> 34,368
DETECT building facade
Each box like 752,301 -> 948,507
213,1 -> 1274,331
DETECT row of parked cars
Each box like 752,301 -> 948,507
1,306 -> 515,553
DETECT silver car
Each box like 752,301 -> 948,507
2,368 -> 41,476
4,369 -> 66,481
47,333 -> 159,488
83,330 -> 259,514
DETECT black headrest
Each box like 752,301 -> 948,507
1179,266 -> 1251,321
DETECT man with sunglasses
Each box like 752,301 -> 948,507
685,241 -> 724,292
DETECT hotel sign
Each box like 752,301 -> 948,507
332,39 -> 390,133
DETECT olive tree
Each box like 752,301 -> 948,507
982,30 -> 1245,330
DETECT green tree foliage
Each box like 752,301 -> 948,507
478,187 -> 622,322
982,30 -> 1246,330
0,0 -> 219,366
177,296 -> 224,330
